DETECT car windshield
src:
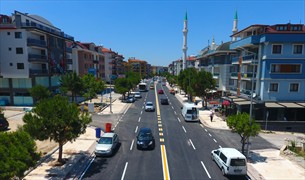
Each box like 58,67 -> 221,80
230,159 -> 246,166
146,102 -> 153,106
98,137 -> 112,144
138,132 -> 153,140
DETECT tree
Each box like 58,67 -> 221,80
81,74 -> 105,102
0,128 -> 40,179
194,70 -> 216,108
114,78 -> 132,99
177,68 -> 197,101
29,85 -> 51,104
125,71 -> 141,90
23,95 -> 92,163
60,72 -> 83,102
226,112 -> 261,155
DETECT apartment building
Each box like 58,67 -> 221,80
229,23 -> 305,126
127,58 -> 148,79
0,11 -> 74,106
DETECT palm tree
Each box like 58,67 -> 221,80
60,72 -> 83,102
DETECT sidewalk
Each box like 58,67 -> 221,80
173,85 -> 305,180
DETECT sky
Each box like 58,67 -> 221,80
1,0 -> 304,66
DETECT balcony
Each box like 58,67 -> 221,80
93,59 -> 99,64
27,38 -> 47,48
66,59 -> 72,64
231,72 -> 238,77
21,22 -> 74,41
28,54 -> 48,63
230,35 -> 260,49
29,69 -> 48,76
66,47 -> 72,53
232,54 -> 257,64
241,72 -> 256,78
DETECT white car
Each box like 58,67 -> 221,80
95,132 -> 119,156
211,148 -> 247,176
145,101 -> 155,112
134,92 -> 142,98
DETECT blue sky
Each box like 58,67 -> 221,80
1,0 -> 304,66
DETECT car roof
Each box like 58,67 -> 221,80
139,127 -> 152,133
218,148 -> 246,158
146,101 -> 153,104
102,132 -> 116,138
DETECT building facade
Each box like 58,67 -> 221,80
0,11 -> 74,106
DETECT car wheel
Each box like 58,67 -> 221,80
221,168 -> 226,176
211,155 -> 214,161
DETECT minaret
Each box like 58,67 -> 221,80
232,10 -> 238,41
182,12 -> 188,70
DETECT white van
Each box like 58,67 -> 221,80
211,148 -> 247,176
181,103 -> 199,122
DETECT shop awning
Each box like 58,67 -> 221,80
234,101 -> 256,105
265,102 -> 285,108
278,103 -> 304,108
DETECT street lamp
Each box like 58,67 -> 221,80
237,46 -> 257,158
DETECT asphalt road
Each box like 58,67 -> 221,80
82,82 -> 250,180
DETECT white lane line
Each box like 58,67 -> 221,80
177,117 -> 181,122
208,133 -> 212,137
142,106 -> 144,109
189,139 -> 196,150
138,117 -> 141,122
205,129 -> 208,132
219,145 -> 222,148
141,111 -> 143,115
80,155 -> 95,179
135,126 -> 138,133
130,139 -> 134,150
171,106 -> 174,109
174,111 -> 177,115
213,139 -> 217,143
201,161 -> 211,179
182,126 -> 187,133
121,162 -> 128,180
200,124 -> 204,128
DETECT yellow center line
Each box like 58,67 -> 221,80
161,145 -> 170,180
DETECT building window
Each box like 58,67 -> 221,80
290,83 -> 299,92
17,63 -> 24,69
10,63 -> 13,66
270,64 -> 301,73
8,48 -> 11,51
16,48 -> 23,54
269,83 -> 278,92
291,25 -> 302,31
293,44 -> 303,54
7,32 -> 10,35
15,32 -> 22,39
272,45 -> 282,54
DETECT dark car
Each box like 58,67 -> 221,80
160,98 -> 169,105
136,128 -> 155,150
158,89 -> 164,94
0,117 -> 9,131
125,96 -> 136,103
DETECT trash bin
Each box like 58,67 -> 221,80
95,128 -> 101,138
105,123 -> 112,132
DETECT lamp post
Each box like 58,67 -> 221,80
238,46 -> 257,158
109,75 -> 113,114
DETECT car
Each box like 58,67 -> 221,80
160,98 -> 169,105
134,92 -> 142,98
125,96 -> 136,103
0,117 -> 9,131
95,132 -> 119,156
211,148 -> 247,176
136,128 -> 155,150
169,89 -> 175,95
158,89 -> 164,94
145,101 -> 155,112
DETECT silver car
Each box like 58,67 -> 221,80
95,132 -> 119,156
145,101 -> 155,112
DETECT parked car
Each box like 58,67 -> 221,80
211,148 -> 247,176
134,92 -> 142,98
95,132 -> 119,156
136,127 -> 155,150
145,101 -> 155,112
169,89 -> 175,95
0,117 -> 9,131
125,96 -> 136,103
160,98 -> 169,105
158,89 -> 164,94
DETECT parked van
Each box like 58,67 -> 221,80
211,148 -> 247,176
181,103 -> 199,122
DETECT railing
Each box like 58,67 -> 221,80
66,59 -> 73,64
231,72 -> 238,77
66,47 -> 72,53
28,54 -> 48,62
29,69 -> 48,75
230,35 -> 260,49
27,38 -> 47,48
241,72 -> 256,78
232,54 -> 257,64
21,22 -> 74,41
